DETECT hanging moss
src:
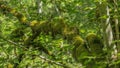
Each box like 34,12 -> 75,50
85,33 -> 104,55
72,35 -> 90,62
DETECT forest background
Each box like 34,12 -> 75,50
0,0 -> 120,68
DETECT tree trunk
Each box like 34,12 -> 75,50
95,1 -> 118,67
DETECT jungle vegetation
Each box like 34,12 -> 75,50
0,0 -> 120,68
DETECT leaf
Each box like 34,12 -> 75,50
80,29 -> 85,33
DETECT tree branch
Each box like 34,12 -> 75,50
39,55 -> 71,68
0,35 -> 71,68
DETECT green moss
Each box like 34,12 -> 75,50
73,35 -> 84,46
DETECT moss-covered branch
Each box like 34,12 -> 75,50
0,3 -> 29,25
0,2 -> 105,66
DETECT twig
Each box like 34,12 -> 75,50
39,55 -> 70,68
0,36 -> 26,49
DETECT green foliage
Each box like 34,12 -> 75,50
1,0 -> 120,68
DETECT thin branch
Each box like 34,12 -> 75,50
0,36 -> 71,68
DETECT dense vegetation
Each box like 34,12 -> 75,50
0,0 -> 120,68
